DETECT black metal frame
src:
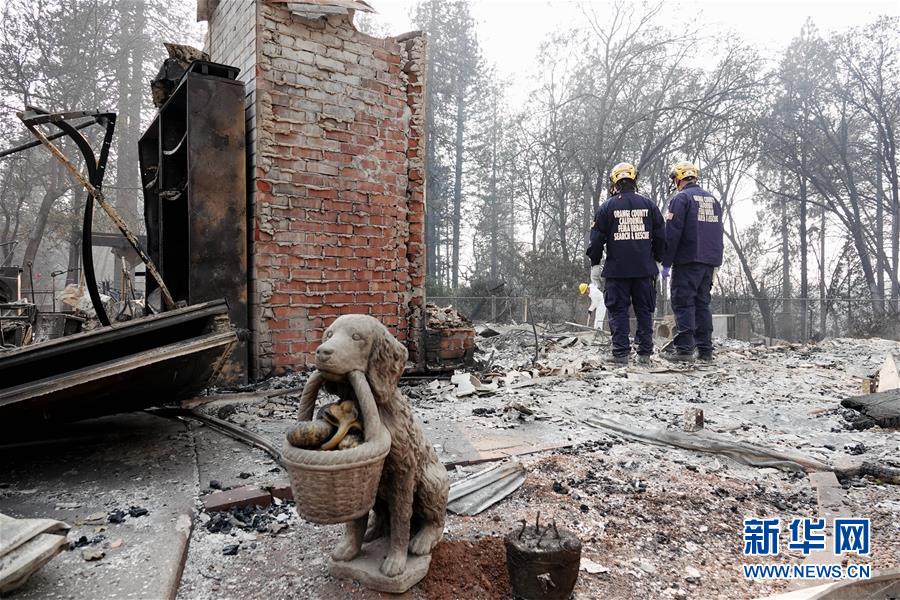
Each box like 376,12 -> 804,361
15,109 -> 117,325
138,62 -> 248,381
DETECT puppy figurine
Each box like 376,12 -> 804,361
287,400 -> 362,450
300,314 -> 450,577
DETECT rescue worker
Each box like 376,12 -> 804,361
586,162 -> 665,365
579,281 -> 606,329
660,161 -> 724,363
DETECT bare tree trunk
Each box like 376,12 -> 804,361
0,168 -> 13,262
121,0 -> 146,226
780,197 -> 792,339
425,200 -> 438,282
843,177 -> 884,317
489,215 -> 498,284
849,220 -> 883,317
874,124 -> 899,317
113,2 -> 133,213
875,136 -> 885,306
22,166 -> 66,269
722,192 -> 774,335
4,178 -> 27,267
23,191 -> 58,269
108,0 -> 146,227
507,168 -> 515,252
444,219 -> 452,289
819,209 -> 827,335
890,148 -> 900,312
557,189 -> 569,264
488,103 -> 498,282
582,174 -> 593,268
423,54 -> 439,286
873,114 -> 899,312
489,218 -> 497,281
488,191 -> 498,282
880,123 -> 900,312
64,192 -> 86,287
551,161 -> 568,263
893,186 -> 900,312
451,96 -> 464,289
799,171 -> 808,341
725,229 -> 774,336
1,134 -> 33,266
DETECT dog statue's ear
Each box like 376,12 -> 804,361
366,325 -> 408,404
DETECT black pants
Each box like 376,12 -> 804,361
604,277 -> 656,357
671,263 -> 714,353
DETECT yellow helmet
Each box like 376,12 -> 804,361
609,162 -> 637,184
669,160 -> 699,182
579,283 -> 589,295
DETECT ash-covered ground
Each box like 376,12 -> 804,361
174,332 -> 899,599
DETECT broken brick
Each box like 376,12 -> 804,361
202,486 -> 272,512
268,481 -> 294,501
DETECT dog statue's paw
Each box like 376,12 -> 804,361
331,539 -> 361,562
381,549 -> 407,577
409,525 -> 442,556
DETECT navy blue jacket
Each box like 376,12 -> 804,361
662,183 -> 724,268
586,190 -> 665,278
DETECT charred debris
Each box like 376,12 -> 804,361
0,49 -> 247,428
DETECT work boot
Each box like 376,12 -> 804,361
697,351 -> 714,363
661,349 -> 695,363
606,354 -> 628,366
635,354 -> 652,366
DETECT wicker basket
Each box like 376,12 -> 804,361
282,424 -> 391,524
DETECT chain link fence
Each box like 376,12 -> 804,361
708,297 -> 900,342
428,295 -> 900,342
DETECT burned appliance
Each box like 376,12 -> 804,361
139,61 -> 248,383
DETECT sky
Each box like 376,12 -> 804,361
363,0 -> 899,271
369,0 -> 900,106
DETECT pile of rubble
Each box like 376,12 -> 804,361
4,319 -> 898,599
425,303 -> 472,329
424,303 -> 476,372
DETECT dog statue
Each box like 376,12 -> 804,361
297,314 -> 449,578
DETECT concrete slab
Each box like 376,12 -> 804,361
467,430 -> 569,463
425,418 -> 577,467
808,471 -> 846,516
422,420 -> 481,465
177,419 -> 352,600
189,412 -> 286,494
0,413 -> 198,600
790,471 -> 851,591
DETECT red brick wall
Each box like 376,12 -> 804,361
424,328 -> 475,371
250,5 -> 427,376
